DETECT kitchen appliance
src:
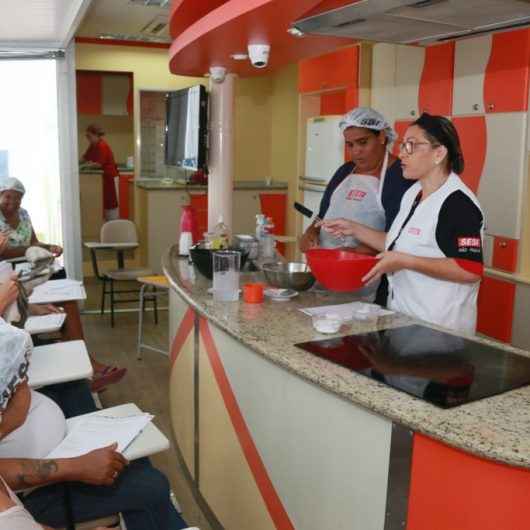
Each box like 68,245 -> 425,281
295,324 -> 530,409
165,85 -> 208,170
261,262 -> 316,291
305,249 -> 377,291
293,0 -> 530,46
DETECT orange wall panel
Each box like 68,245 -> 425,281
259,193 -> 286,256
76,71 -> 102,115
190,193 -> 208,243
407,434 -> 530,530
418,42 -> 454,116
298,46 -> 359,93
320,91 -> 346,115
492,237 -> 518,272
477,276 -> 515,343
484,28 -> 530,113
452,116 -> 487,194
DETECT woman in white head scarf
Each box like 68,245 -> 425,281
300,107 -> 414,302
0,178 -> 62,260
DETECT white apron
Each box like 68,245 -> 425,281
319,152 -> 389,299
385,173 -> 484,334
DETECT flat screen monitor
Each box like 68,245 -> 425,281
165,85 -> 208,170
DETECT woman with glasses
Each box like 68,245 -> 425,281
320,113 -> 484,334
299,107 -> 414,302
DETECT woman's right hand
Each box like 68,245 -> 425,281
72,443 -> 128,486
299,225 -> 320,252
317,218 -> 359,238
0,277 -> 19,315
0,232 -> 9,255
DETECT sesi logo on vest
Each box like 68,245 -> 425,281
458,237 -> 481,252
346,189 -> 367,201
408,227 -> 421,236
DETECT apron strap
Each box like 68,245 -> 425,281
377,149 -> 390,208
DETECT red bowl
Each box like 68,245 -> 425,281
305,248 -> 378,292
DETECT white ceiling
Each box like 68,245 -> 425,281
76,0 -> 171,43
0,0 -> 91,49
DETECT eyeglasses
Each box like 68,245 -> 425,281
399,140 -> 438,155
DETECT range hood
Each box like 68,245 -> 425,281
293,0 -> 530,45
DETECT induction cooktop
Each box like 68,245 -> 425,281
295,325 -> 530,408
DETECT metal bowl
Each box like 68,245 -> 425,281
261,262 -> 315,291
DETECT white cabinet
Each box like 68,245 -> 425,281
453,35 -> 492,116
371,43 -> 398,127
479,113 -> 527,239
394,45 -> 424,120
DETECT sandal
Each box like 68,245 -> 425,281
91,365 -> 127,392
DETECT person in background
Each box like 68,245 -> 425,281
0,178 -> 62,259
80,124 -> 120,221
320,113 -> 484,334
299,107 -> 414,303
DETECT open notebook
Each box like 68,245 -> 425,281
47,412 -> 154,459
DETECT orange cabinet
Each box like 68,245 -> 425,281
76,71 -> 133,116
189,193 -> 208,243
491,237 -> 518,273
477,276 -> 515,343
484,29 -> 530,114
259,193 -> 287,256
298,46 -> 359,94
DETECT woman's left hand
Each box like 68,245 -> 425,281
362,251 -> 412,285
29,303 -> 63,316
48,244 -> 63,257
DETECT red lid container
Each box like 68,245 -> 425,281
305,248 -> 378,292
180,206 -> 196,235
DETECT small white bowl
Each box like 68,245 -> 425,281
312,313 -> 342,334
351,304 -> 380,321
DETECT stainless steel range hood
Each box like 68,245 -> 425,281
293,0 -> 530,45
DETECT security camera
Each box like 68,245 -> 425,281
209,66 -> 227,83
248,44 -> 270,68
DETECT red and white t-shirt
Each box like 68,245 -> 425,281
386,173 -> 484,334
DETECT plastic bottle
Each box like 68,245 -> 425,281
213,215 -> 230,249
179,206 -> 195,256
255,215 -> 275,260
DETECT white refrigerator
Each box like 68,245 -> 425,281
300,115 -> 344,231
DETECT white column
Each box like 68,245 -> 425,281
207,72 -> 236,232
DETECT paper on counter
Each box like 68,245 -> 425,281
300,302 -> 394,320
25,313 -> 66,334
47,413 -> 154,459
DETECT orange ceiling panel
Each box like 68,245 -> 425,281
170,0 -> 230,38
169,0 -> 355,77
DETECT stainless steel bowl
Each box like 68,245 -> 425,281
261,262 -> 315,291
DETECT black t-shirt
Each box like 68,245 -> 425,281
435,190 -> 484,265
318,159 -> 414,231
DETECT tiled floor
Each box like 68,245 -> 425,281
81,277 -> 213,530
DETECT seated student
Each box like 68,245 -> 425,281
0,221 -> 127,392
0,319 -> 186,530
0,474 -> 111,530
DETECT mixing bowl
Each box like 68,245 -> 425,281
305,248 -> 377,292
261,262 -> 315,291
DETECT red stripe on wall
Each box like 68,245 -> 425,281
75,37 -> 170,49
200,318 -> 295,530
452,116 -> 487,194
418,42 -> 454,116
170,307 -> 195,366
484,29 -> 530,113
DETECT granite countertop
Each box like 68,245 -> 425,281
163,244 -> 530,469
135,178 -> 288,191
79,165 -> 134,174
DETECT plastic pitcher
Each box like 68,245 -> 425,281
212,250 -> 241,302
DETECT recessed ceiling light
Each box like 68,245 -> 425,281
230,53 -> 248,60
287,27 -> 304,37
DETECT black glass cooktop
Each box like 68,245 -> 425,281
295,325 -> 530,409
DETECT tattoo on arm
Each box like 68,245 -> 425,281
15,460 -> 59,489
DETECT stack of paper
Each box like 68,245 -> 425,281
47,413 -> 154,459
25,313 -> 66,334
300,302 -> 394,320
29,279 -> 86,303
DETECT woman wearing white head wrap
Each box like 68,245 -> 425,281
300,107 -> 413,303
0,178 -> 62,260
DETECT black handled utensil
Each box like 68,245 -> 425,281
294,201 -> 321,221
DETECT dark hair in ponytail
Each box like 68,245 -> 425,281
412,113 -> 465,174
